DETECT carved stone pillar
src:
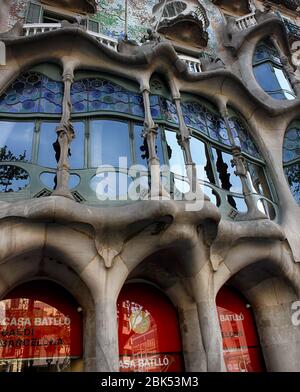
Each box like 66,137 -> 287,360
52,70 -> 75,199
173,96 -> 208,201
141,87 -> 169,198
221,108 -> 267,220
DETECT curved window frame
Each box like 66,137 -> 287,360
252,40 -> 296,101
0,69 -> 277,218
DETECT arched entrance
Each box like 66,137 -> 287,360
0,280 -> 83,372
216,286 -> 265,372
117,282 -> 184,372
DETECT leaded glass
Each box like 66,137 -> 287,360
284,163 -> 300,205
283,126 -> 300,163
0,73 -> 63,114
182,101 -> 207,132
71,79 -> 144,116
229,118 -> 260,158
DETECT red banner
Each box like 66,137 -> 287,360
217,286 -> 265,372
0,281 -> 82,360
118,283 -> 184,372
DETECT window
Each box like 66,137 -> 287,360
253,40 -> 295,100
283,122 -> 300,205
26,2 -> 42,23
162,1 -> 187,18
118,283 -> 184,372
0,281 -> 83,372
0,70 -> 275,215
216,286 -> 265,372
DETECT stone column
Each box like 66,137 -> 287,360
141,87 -> 169,199
52,67 -> 75,199
173,94 -> 207,202
220,106 -> 267,220
188,263 -> 225,372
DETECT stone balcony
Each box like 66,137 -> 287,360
22,22 -> 203,73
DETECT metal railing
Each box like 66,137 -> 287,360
235,12 -> 257,31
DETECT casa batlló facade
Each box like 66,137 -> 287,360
0,0 -> 299,373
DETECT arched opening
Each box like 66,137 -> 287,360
117,282 -> 184,372
216,286 -> 265,372
0,280 -> 83,372
252,38 -> 295,100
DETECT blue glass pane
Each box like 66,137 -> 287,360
0,73 -> 63,114
150,95 -> 162,119
253,63 -> 286,100
283,126 -> 300,163
0,121 -> 34,162
38,122 -> 59,168
0,165 -> 30,192
71,79 -> 144,116
90,171 -> 132,200
70,122 -> 85,169
161,98 -> 179,124
207,113 -> 230,146
182,101 -> 207,132
284,163 -> 300,205
90,120 -> 131,168
229,118 -> 260,158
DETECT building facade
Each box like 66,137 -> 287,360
0,0 -> 299,372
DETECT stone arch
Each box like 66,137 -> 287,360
0,248 -> 96,372
215,254 -> 300,371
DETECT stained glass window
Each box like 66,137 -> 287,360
283,124 -> 300,205
0,73 -> 63,114
229,118 -> 260,158
71,79 -> 144,116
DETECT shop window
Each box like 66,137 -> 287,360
118,283 -> 184,372
0,281 -> 83,372
253,40 -> 295,100
283,122 -> 300,205
216,286 -> 265,372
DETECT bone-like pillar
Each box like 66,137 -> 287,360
173,94 -> 208,201
52,67 -> 75,199
220,106 -> 267,220
141,86 -> 168,198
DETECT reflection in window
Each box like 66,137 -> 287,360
40,172 -> 80,190
38,122 -> 59,169
0,165 -> 30,192
0,281 -> 83,373
190,136 -> 215,183
0,121 -> 34,162
283,123 -> 300,205
90,120 -> 131,168
118,283 -> 184,372
165,130 -> 186,176
253,40 -> 295,100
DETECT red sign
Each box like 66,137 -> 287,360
118,283 -> 184,372
217,286 -> 265,372
0,281 -> 82,360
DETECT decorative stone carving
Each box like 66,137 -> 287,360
212,0 -> 252,15
152,1 -> 209,48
